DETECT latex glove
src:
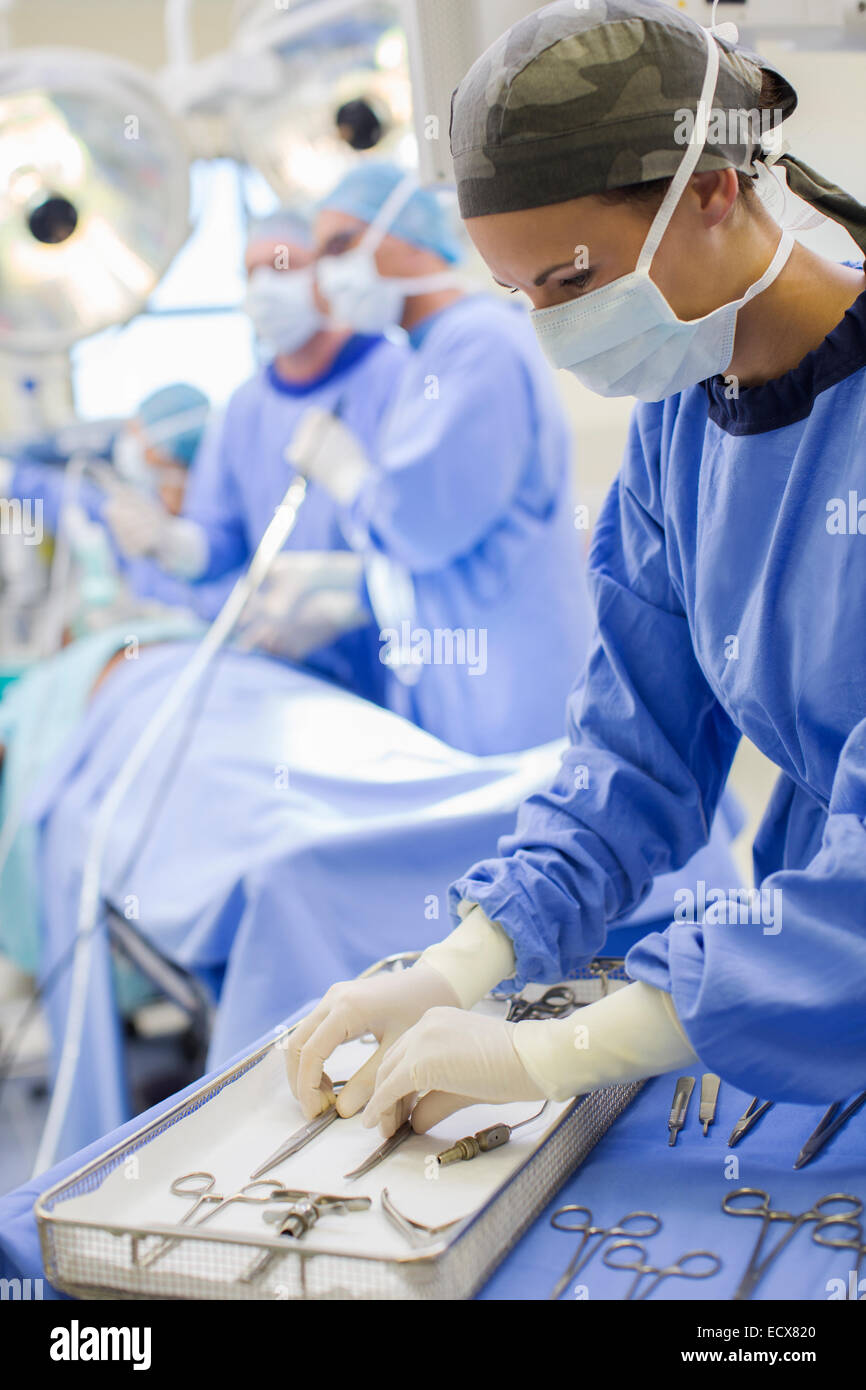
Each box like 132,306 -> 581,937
237,549 -> 368,660
420,903 -> 517,1008
287,407 -> 371,506
287,962 -> 459,1121
512,981 -> 699,1102
364,1008 -> 546,1136
104,490 -> 207,578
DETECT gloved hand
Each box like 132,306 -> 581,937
363,980 -> 701,1137
287,962 -> 459,1122
237,549 -> 368,660
287,408 -> 372,506
103,489 -> 167,558
363,1008 -> 546,1136
103,490 -> 207,579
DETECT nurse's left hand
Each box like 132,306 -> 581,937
363,1008 -> 546,1137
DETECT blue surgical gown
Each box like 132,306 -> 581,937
451,283 -> 866,1105
343,295 -> 592,756
180,333 -> 408,702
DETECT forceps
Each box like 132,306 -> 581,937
603,1241 -> 721,1299
506,985 -> 578,1023
140,1172 -> 298,1269
548,1205 -> 662,1301
343,1119 -> 414,1181
250,1080 -> 350,1179
722,1187 -> 863,1301
813,1215 -> 866,1299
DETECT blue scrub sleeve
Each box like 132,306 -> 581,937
10,460 -> 107,534
450,405 -> 742,987
181,409 -> 249,582
628,718 -> 866,1103
345,324 -> 534,573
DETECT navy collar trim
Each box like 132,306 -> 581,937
266,334 -> 383,397
703,269 -> 866,436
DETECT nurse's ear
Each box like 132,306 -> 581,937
689,168 -> 745,232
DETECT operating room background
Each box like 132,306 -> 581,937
1,0 -> 865,1096
3,1 -> 866,870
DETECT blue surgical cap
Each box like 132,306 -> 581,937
318,162 -> 463,265
137,383 -> 210,468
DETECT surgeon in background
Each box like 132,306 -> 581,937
108,383 -> 209,520
7,383 -> 209,544
5,385 -> 212,635
303,161 -> 591,756
159,208 -> 408,701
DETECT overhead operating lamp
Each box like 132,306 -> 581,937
0,47 -> 191,357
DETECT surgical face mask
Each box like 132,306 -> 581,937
113,430 -> 155,491
531,28 -> 796,403
244,265 -> 326,356
316,173 -> 459,335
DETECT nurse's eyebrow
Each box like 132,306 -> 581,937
533,261 -> 583,286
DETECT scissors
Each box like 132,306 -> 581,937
140,1172 -> 301,1269
548,1204 -> 662,1301
813,1215 -> 866,1299
722,1187 -> 863,1301
603,1240 -> 721,1299
506,985 -> 578,1023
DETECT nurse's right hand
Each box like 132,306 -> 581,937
287,963 -> 459,1122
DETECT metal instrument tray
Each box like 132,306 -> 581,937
37,959 -> 642,1300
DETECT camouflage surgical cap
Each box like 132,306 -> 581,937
450,0 -> 797,218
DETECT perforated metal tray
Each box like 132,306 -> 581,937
37,959 -> 642,1300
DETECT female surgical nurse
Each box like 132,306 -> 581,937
289,0 -> 866,1134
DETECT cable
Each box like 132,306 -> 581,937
31,471 -> 312,1174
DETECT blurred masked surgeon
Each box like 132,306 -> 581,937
306,162 -> 591,755
137,209 -> 407,700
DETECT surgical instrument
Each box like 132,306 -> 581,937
139,1173 -> 303,1269
249,1084 -> 349,1180
380,1188 -> 465,1250
699,1074 -> 721,1137
668,1076 -> 695,1146
728,1097 -> 774,1148
436,1102 -> 549,1166
812,1215 -> 866,1299
241,1189 -> 372,1284
603,1241 -> 721,1299
722,1188 -> 863,1301
506,985 -> 578,1022
262,1190 -> 371,1238
794,1090 -> 866,1169
548,1206 -> 662,1301
343,1119 -> 414,1181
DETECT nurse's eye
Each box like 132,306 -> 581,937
556,270 -> 593,296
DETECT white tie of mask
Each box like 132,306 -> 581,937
244,264 -> 327,357
316,172 -> 460,335
531,25 -> 797,402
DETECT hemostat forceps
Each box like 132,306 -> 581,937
548,1205 -> 662,1301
